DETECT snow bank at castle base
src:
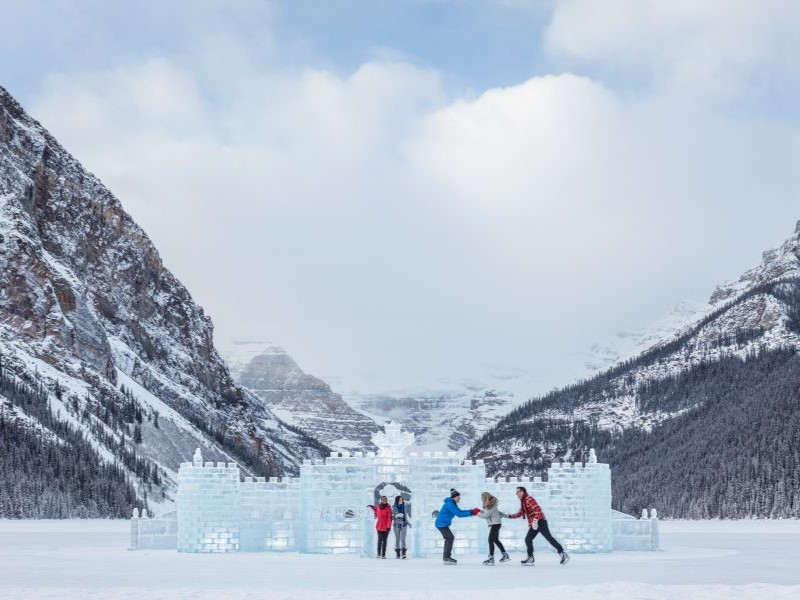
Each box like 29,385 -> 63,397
1,520 -> 800,600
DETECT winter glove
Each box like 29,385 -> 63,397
532,519 -> 539,530
472,508 -> 480,515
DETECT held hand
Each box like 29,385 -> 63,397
472,508 -> 480,515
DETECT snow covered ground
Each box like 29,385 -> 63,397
1,520 -> 799,599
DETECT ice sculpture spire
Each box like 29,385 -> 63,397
371,422 -> 415,458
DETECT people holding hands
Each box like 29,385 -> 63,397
434,488 -> 479,565
476,492 -> 510,565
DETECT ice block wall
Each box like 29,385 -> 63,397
485,449 -> 613,554
155,431 -> 647,555
130,509 -> 178,550
406,452 -> 486,557
612,509 -> 659,551
300,452 -> 375,554
239,476 -> 299,551
177,449 -> 241,553
545,450 -> 612,552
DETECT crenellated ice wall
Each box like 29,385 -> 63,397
177,449 -> 240,553
139,425 -> 656,555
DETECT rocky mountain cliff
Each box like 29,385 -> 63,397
220,340 -> 380,452
0,85 -> 327,516
469,221 -> 800,517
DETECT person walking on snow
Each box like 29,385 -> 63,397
476,492 -> 510,565
368,496 -> 393,558
392,495 -> 410,559
507,486 -> 570,566
434,488 -> 479,565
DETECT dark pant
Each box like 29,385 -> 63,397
437,526 -> 455,559
524,519 -> 563,555
377,529 -> 390,556
488,524 -> 506,556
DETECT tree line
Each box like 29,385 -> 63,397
0,354 -> 145,518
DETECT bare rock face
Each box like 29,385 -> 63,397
222,340 -> 380,452
709,222 -> 800,304
0,84 -> 327,510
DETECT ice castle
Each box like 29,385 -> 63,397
130,423 -> 659,555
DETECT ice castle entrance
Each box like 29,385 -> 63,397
369,482 -> 412,557
373,482 -> 411,505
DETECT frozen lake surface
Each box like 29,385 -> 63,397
1,519 -> 799,599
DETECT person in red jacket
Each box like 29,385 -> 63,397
368,496 -> 393,558
507,486 -> 570,566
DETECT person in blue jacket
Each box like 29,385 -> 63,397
435,488 -> 479,565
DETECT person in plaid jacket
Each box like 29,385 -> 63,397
507,486 -> 570,566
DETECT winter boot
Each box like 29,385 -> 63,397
559,551 -> 571,565
499,552 -> 511,563
482,555 -> 495,566
443,557 -> 458,565
402,548 -> 407,560
395,549 -> 401,559
521,554 -> 535,566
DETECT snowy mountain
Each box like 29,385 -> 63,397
0,84 -> 327,517
323,302 -> 711,455
334,371 -> 536,453
469,221 -> 800,517
222,338 -> 572,455
581,300 -> 707,374
219,339 -> 380,452
220,305 -> 720,456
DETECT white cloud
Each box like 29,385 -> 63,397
545,0 -> 800,99
26,5 -> 800,393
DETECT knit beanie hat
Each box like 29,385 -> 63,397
450,488 -> 460,498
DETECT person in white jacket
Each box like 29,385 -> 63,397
477,492 -> 510,565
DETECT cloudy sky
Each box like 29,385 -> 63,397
2,1 -> 799,393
